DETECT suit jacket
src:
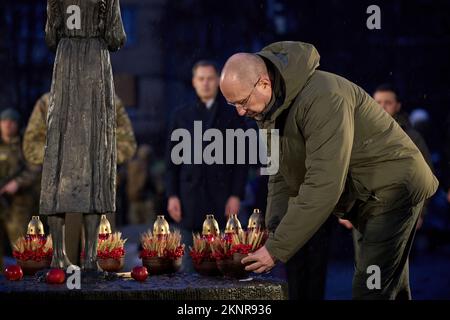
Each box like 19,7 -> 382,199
165,96 -> 248,231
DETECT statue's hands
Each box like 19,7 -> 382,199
0,179 -> 19,195
167,196 -> 182,223
225,196 -> 240,218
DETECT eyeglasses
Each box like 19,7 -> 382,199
227,76 -> 261,110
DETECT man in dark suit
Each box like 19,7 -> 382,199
166,60 -> 248,233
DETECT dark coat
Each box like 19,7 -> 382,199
166,96 -> 248,231
394,112 -> 433,170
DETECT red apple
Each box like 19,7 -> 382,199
46,268 -> 66,284
4,265 -> 23,281
131,266 -> 148,282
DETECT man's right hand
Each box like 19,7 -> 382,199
447,189 -> 450,204
167,196 -> 182,223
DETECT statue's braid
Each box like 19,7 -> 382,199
98,0 -> 107,33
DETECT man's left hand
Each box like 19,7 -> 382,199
241,245 -> 276,274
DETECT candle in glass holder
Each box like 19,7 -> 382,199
202,214 -> 220,241
153,215 -> 171,240
26,216 -> 45,242
98,214 -> 112,240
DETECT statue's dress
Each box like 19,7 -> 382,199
40,0 -> 126,215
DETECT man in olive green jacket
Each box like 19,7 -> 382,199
220,41 -> 438,300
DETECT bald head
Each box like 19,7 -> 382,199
220,53 -> 273,118
220,53 -> 268,91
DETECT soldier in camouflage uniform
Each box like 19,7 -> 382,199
126,144 -> 158,225
23,92 -> 137,167
0,109 -> 40,272
22,93 -> 137,264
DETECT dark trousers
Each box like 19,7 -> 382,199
351,200 -> 423,300
285,216 -> 333,300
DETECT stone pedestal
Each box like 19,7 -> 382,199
0,273 -> 287,300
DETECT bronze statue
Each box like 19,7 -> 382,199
42,0 -> 126,271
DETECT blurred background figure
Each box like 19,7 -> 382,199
0,108 -> 40,272
241,166 -> 269,216
373,84 -> 434,229
165,60 -> 248,232
340,85 -> 435,231
21,93 -> 136,265
126,144 -> 158,225
373,84 -> 433,169
409,108 -> 434,148
165,60 -> 248,272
